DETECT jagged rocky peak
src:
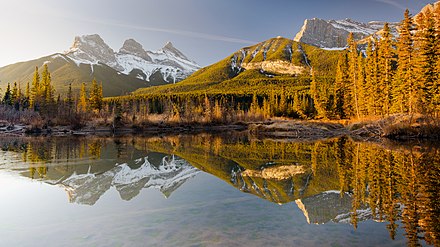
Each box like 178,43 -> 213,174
64,34 -> 200,84
66,34 -> 121,69
294,18 -> 355,48
294,18 -> 398,49
161,41 -> 189,60
119,38 -> 152,61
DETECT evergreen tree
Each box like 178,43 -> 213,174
89,79 -> 103,111
11,82 -> 20,110
347,33 -> 359,118
66,83 -> 74,115
40,64 -> 54,107
393,9 -> 416,114
356,53 -> 367,117
377,23 -> 395,116
365,40 -> 375,115
415,10 -> 439,114
11,82 -> 18,103
334,53 -> 349,119
78,82 -> 87,112
2,83 -> 12,105
310,69 -> 326,118
30,66 -> 41,110
278,87 -> 287,116
250,93 -> 259,116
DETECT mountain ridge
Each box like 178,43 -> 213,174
294,18 -> 398,49
65,34 -> 200,83
0,34 -> 200,96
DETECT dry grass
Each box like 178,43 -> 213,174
249,120 -> 347,140
349,114 -> 440,140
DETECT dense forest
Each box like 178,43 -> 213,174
0,6 -> 439,129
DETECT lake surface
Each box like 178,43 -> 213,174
0,133 -> 438,247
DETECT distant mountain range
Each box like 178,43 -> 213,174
294,18 -> 399,49
0,34 -> 199,96
58,155 -> 200,205
294,2 -> 438,49
133,36 -> 341,96
0,2 -> 435,97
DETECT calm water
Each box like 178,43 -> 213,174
0,133 -> 438,247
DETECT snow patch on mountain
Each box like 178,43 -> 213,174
65,34 -> 200,84
58,155 -> 200,205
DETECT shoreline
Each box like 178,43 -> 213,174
1,115 -> 439,141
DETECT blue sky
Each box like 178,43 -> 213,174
0,0 -> 433,67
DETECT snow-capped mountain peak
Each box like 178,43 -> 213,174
59,155 -> 200,205
66,34 -> 121,70
64,34 -> 200,84
119,38 -> 152,62
161,41 -> 189,61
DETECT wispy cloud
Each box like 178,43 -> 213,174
374,0 -> 407,11
79,17 -> 257,45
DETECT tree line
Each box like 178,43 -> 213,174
0,64 -> 104,126
1,7 -> 439,128
315,7 -> 440,119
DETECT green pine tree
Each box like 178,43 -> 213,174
392,9 -> 416,114
377,23 -> 395,116
30,66 -> 40,110
334,53 -> 349,119
347,33 -> 359,118
415,10 -> 439,114
2,83 -> 12,105
89,79 -> 103,111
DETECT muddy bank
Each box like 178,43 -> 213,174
249,121 -> 348,141
250,115 -> 440,141
0,122 -> 248,137
1,114 -> 439,140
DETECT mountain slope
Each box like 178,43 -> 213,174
294,18 -> 398,49
0,34 -> 200,97
0,53 -> 149,96
65,35 -> 200,84
133,37 -> 342,96
294,2 -> 439,49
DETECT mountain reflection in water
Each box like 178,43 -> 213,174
0,134 -> 438,246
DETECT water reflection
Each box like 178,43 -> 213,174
0,134 -> 438,246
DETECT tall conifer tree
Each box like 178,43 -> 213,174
393,9 -> 416,114
334,53 -> 349,119
347,33 -> 359,118
377,23 -> 394,116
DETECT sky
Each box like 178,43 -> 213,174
0,0 -> 434,67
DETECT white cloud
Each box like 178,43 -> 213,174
80,18 -> 257,45
374,0 -> 407,11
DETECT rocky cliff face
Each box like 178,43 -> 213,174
65,34 -> 200,84
119,39 -> 152,62
294,18 -> 398,49
67,34 -> 122,70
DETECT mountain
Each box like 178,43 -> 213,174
0,34 -> 199,96
295,191 -> 371,225
134,37 -> 342,96
57,155 -> 199,205
66,35 -> 200,83
294,18 -> 398,49
294,2 -> 440,49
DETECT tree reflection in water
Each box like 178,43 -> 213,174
0,134 -> 438,246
